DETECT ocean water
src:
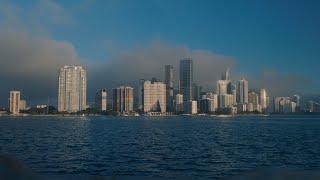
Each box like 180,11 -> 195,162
0,115 -> 320,179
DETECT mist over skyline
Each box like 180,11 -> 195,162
0,0 -> 319,106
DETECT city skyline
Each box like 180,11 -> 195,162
0,0 -> 320,106
0,61 -> 316,110
3,60 -> 307,115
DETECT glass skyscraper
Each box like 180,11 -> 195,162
236,78 -> 249,104
179,58 -> 193,102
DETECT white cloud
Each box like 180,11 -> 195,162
0,30 -> 80,103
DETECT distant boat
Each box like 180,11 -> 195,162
217,114 -> 233,118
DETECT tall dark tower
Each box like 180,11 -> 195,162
179,58 -> 193,102
221,68 -> 230,80
165,65 -> 174,112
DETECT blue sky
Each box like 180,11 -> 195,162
57,1 -> 318,75
55,0 -> 320,71
0,0 -> 319,104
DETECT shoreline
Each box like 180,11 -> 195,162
0,113 -> 319,118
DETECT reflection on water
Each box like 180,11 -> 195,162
0,115 -> 320,179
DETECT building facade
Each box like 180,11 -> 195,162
142,80 -> 166,113
307,101 -> 320,113
19,99 -> 27,111
274,97 -> 296,113
112,86 -> 134,113
236,78 -> 249,104
95,89 -> 108,112
180,58 -> 193,102
218,94 -> 234,108
292,94 -> 300,112
217,80 -> 230,95
175,94 -> 184,113
200,97 -> 218,113
165,65 -> 174,112
192,83 -> 202,101
58,65 -> 87,113
184,101 -> 197,114
217,69 -> 236,109
221,68 -> 230,81
248,91 -> 261,112
9,91 -> 20,115
199,93 -> 218,113
259,88 -> 268,111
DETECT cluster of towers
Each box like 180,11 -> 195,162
136,58 -> 271,115
23,59 -> 274,115
215,69 -> 270,114
6,58 -> 307,115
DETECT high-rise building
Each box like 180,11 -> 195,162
219,69 -> 233,93
165,65 -> 174,112
180,58 -> 193,102
9,91 -> 20,115
274,97 -> 296,113
307,101 -> 320,113
142,80 -> 166,113
217,69 -> 236,109
274,97 -> 288,113
237,103 -> 247,113
138,79 -> 145,111
175,94 -> 184,113
192,83 -> 202,101
288,101 -> 297,113
218,94 -> 234,108
217,80 -> 230,95
95,89 -> 107,112
221,68 -> 230,81
249,91 -> 259,105
199,94 -> 218,113
248,91 -> 261,112
228,83 -> 237,105
184,101 -> 197,114
236,78 -> 249,104
280,99 -> 296,113
208,97 -> 218,113
292,94 -> 301,111
259,88 -> 268,111
19,99 -> 27,111
217,69 -> 233,96
201,92 -> 216,99
112,86 -> 134,113
58,65 -> 87,113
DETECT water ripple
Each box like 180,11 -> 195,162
0,115 -> 320,179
